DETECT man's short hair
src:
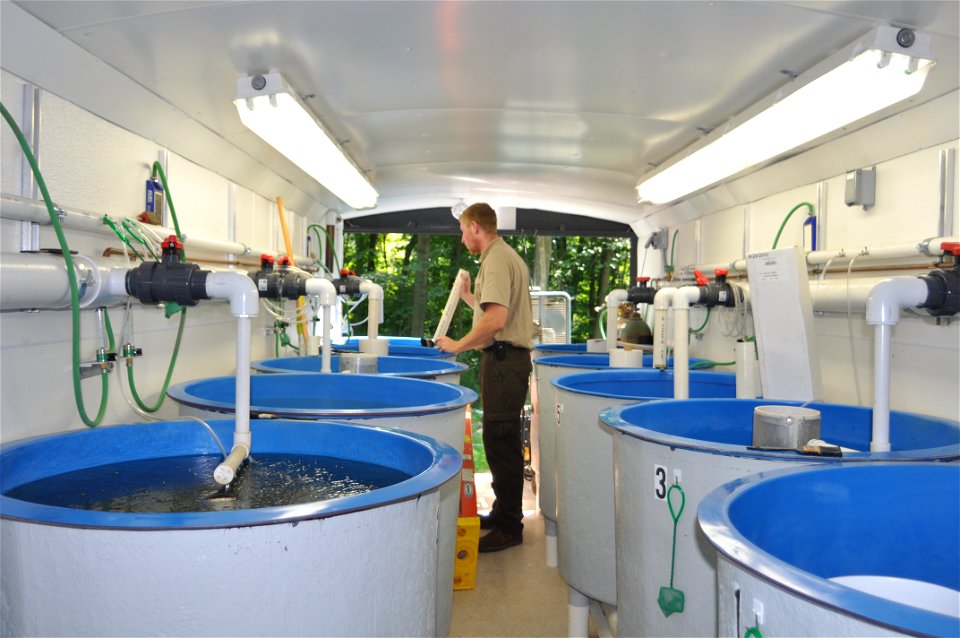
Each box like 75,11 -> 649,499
461,203 -> 498,234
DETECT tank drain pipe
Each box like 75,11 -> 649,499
652,287 -> 678,369
864,242 -> 960,452
358,280 -> 387,355
204,272 -> 260,485
304,277 -> 337,373
604,288 -> 629,352
671,286 -> 703,399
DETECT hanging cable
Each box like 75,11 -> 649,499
2,101 -> 111,427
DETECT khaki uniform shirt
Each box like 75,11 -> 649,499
473,237 -> 534,349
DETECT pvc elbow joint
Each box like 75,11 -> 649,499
865,277 -> 928,325
305,277 -> 337,305
205,271 -> 260,318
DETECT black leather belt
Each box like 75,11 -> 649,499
483,340 -> 530,360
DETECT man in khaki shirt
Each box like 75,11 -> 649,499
437,203 -> 532,552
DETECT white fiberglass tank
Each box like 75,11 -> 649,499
699,463 -> 959,637
603,398 -> 960,638
167,373 -> 477,637
0,419 -> 461,637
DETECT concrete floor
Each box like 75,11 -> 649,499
449,472 -> 590,638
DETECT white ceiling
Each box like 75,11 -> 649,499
5,0 -> 960,232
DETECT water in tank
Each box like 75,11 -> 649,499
252,354 -> 467,383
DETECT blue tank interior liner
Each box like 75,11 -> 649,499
168,373 -> 477,417
334,342 -> 449,358
339,337 -> 424,346
534,343 -> 588,354
538,354 -> 710,369
0,419 -> 462,529
551,369 -> 736,401
603,398 -> 960,460
699,463 -> 959,636
252,355 -> 467,376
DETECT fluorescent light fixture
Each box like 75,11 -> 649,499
234,72 -> 378,210
636,25 -> 936,205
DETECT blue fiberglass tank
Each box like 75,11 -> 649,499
252,354 -> 468,384
602,399 -> 960,638
167,373 -> 476,638
699,464 -> 960,637
532,353 -> 712,567
0,419 -> 461,637
550,369 -> 735,619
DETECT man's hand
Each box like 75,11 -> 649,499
435,335 -> 461,354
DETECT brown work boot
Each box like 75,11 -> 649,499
478,528 -> 522,553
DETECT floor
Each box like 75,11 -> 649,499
448,471 -> 588,638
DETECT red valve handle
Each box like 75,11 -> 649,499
161,235 -> 182,250
277,256 -> 292,266
260,254 -> 275,264
941,241 -> 960,256
636,276 -> 651,284
693,269 -> 709,286
715,268 -> 728,277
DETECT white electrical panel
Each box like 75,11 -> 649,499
745,247 -> 822,401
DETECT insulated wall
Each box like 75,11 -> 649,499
0,69 -> 330,443
647,139 -> 960,420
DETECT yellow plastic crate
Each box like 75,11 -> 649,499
453,516 -> 480,590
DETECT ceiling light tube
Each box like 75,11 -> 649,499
636,25 -> 936,206
234,72 -> 378,210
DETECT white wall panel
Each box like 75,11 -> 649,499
1,71 -> 27,197
700,205 -> 745,266
37,91 -> 158,219
166,154 -> 229,241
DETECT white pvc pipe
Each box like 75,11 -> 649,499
358,280 -> 388,355
0,252 -> 129,310
864,277 -> 929,453
545,518 -> 558,568
305,277 -> 337,373
0,194 -> 311,264
588,600 -> 614,638
568,586 -> 589,638
676,236 -> 956,275
605,288 -> 628,352
204,272 -> 260,485
671,286 -> 701,400
652,288 -> 678,369
735,340 -> 759,398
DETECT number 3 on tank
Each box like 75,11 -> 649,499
654,464 -> 668,500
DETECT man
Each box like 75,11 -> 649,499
436,203 -> 533,552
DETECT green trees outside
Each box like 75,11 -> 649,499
341,232 -> 632,352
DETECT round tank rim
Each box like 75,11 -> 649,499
332,343 -> 451,358
600,399 -> 960,461
167,374 -> 478,417
696,463 -> 960,637
0,419 -> 462,530
251,355 -> 468,376
536,354 -> 712,370
551,369 -> 736,401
